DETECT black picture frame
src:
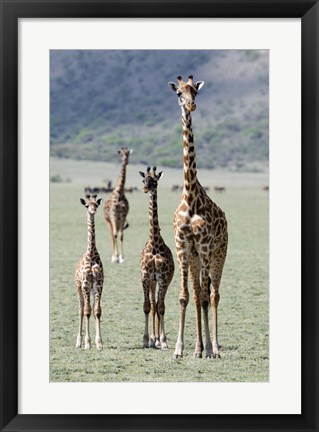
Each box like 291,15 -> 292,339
0,1 -> 318,431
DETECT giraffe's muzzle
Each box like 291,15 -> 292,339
186,101 -> 197,112
179,97 -> 197,112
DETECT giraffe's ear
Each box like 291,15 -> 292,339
139,171 -> 145,178
157,171 -> 164,180
168,82 -> 178,92
80,198 -> 86,206
195,81 -> 205,91
97,198 -> 103,206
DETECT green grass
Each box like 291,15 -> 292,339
50,158 -> 269,382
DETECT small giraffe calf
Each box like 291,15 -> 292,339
75,195 -> 104,350
139,167 -> 175,349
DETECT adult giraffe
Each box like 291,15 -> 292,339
168,75 -> 228,359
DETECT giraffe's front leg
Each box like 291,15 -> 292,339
174,245 -> 189,359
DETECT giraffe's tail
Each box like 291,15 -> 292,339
123,221 -> 129,230
207,276 -> 212,298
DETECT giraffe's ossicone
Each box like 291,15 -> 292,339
168,75 -> 228,359
75,195 -> 104,350
139,166 -> 175,349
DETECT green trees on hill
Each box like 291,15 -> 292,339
50,49 -> 268,170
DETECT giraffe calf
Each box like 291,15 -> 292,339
75,195 -> 104,350
139,167 -> 175,349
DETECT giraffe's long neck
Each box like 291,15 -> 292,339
181,107 -> 197,196
87,213 -> 96,255
149,190 -> 161,245
114,161 -> 127,195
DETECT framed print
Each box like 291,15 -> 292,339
0,0 -> 318,431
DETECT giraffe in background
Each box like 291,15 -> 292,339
75,194 -> 104,350
104,147 -> 132,263
168,75 -> 228,358
139,166 -> 175,349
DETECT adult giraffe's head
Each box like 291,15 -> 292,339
139,166 -> 163,194
80,195 -> 103,215
118,147 -> 133,165
168,75 -> 204,112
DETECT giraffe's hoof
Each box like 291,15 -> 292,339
160,341 -> 168,349
173,353 -> 183,359
111,255 -> 119,263
193,351 -> 202,358
119,256 -> 124,264
174,344 -> 184,358
143,336 -> 149,348
212,342 -> 220,358
85,337 -> 92,349
76,336 -> 82,348
149,338 -> 156,348
96,337 -> 103,350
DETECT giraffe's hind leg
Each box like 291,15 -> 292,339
149,283 -> 157,348
199,256 -> 214,358
174,244 -> 190,358
82,281 -> 92,349
76,281 -> 84,348
107,219 -> 119,263
189,255 -> 203,358
142,278 -> 156,348
156,280 -> 169,349
93,279 -> 103,350
118,228 -> 124,263
210,247 -> 227,358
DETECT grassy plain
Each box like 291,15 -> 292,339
50,158 -> 269,382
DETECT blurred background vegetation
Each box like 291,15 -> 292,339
50,49 -> 268,172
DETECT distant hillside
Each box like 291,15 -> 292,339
50,49 -> 268,171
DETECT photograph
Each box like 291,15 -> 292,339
50,49 -> 269,382
1,1 -> 318,430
